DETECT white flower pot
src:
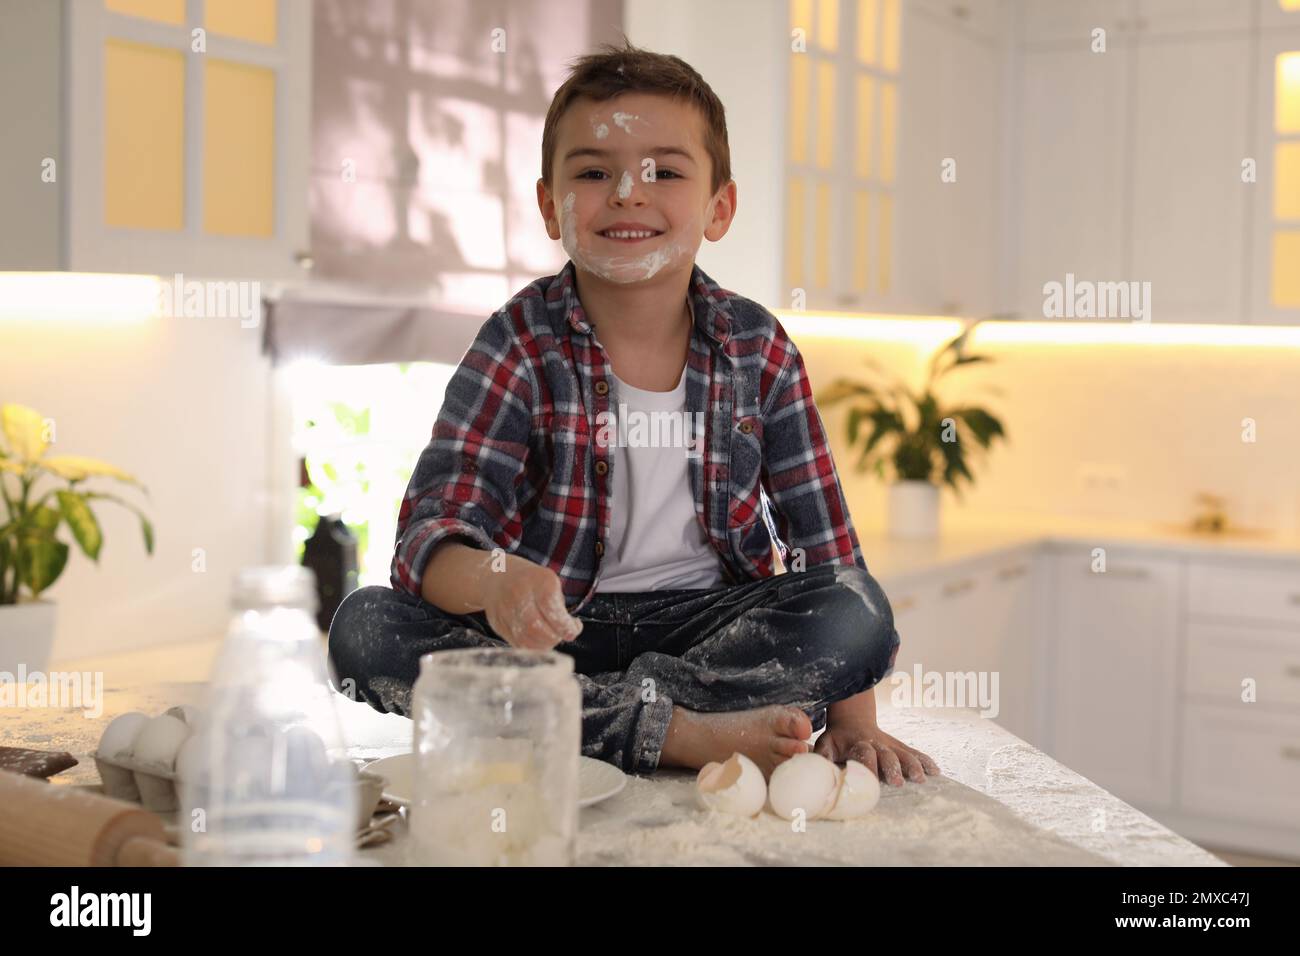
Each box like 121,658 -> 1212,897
888,481 -> 940,539
0,599 -> 57,674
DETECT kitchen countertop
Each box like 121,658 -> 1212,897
855,512 -> 1300,585
2,636 -> 1227,867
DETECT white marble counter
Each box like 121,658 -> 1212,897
351,695 -> 1224,867
856,512 -> 1300,586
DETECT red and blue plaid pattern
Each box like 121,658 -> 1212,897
392,259 -> 868,613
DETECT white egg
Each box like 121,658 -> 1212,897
767,752 -> 840,820
130,714 -> 190,772
173,731 -> 202,784
696,752 -> 766,817
824,759 -> 881,819
97,711 -> 149,760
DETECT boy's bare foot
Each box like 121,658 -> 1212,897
659,704 -> 814,777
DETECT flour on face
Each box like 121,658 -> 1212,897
612,111 -> 645,135
559,190 -> 699,284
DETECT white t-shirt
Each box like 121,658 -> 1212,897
596,359 -> 724,593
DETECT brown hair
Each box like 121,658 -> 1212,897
541,38 -> 732,196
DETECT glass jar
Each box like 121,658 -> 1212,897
409,648 -> 581,866
180,566 -> 356,866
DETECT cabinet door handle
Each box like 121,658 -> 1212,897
997,563 -> 1028,580
1085,567 -> 1150,580
941,577 -> 977,598
894,595 -> 917,613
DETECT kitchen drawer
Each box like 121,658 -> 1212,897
1187,559 -> 1300,627
1185,622 -> 1300,710
1180,702 -> 1300,829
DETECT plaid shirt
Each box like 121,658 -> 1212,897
391,259 -> 868,613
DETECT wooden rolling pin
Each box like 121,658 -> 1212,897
0,771 -> 178,866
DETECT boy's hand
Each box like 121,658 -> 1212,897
481,557 -> 583,650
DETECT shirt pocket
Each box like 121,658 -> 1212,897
727,415 -> 765,529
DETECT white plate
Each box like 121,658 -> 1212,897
364,753 -> 626,809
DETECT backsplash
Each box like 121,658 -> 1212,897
793,327 -> 1300,540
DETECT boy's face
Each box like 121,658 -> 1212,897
537,92 -> 737,286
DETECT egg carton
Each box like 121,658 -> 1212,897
94,707 -> 388,829
94,706 -> 199,813
93,749 -> 185,812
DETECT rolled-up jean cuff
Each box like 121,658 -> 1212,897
632,693 -> 675,775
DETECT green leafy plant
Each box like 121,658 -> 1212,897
0,404 -> 153,605
814,327 -> 1007,497
295,400 -> 375,569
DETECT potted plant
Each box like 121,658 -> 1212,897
815,326 -> 1006,539
0,404 -> 153,672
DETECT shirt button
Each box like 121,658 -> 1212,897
595,541 -> 605,556
595,460 -> 608,475
595,380 -> 609,395
739,420 -> 753,434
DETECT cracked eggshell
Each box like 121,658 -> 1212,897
767,752 -> 840,820
696,752 -> 766,817
824,759 -> 881,819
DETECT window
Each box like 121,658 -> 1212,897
100,0 -> 282,237
785,0 -> 901,309
287,361 -> 457,586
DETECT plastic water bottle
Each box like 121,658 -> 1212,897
180,566 -> 356,866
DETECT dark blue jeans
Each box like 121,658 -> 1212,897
327,562 -> 900,775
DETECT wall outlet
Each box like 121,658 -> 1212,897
1077,462 -> 1128,494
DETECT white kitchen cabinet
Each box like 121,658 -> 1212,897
0,0 -> 312,281
1188,555 -> 1300,626
971,553 -> 1043,745
880,536 -> 1299,857
1019,0 -> 1134,47
1174,553 -> 1300,851
1134,0 -> 1252,35
883,549 -> 1043,745
1185,620 -> 1300,709
1014,42 -> 1131,317
909,0 -> 1010,43
1128,31 -> 1251,323
1180,703 -> 1300,831
1047,545 -> 1181,811
896,4 -> 1003,316
1260,0 -> 1300,31
1013,2 -> 1273,324
1248,27 -> 1300,324
886,575 -> 944,678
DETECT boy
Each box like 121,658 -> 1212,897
329,41 -> 939,786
